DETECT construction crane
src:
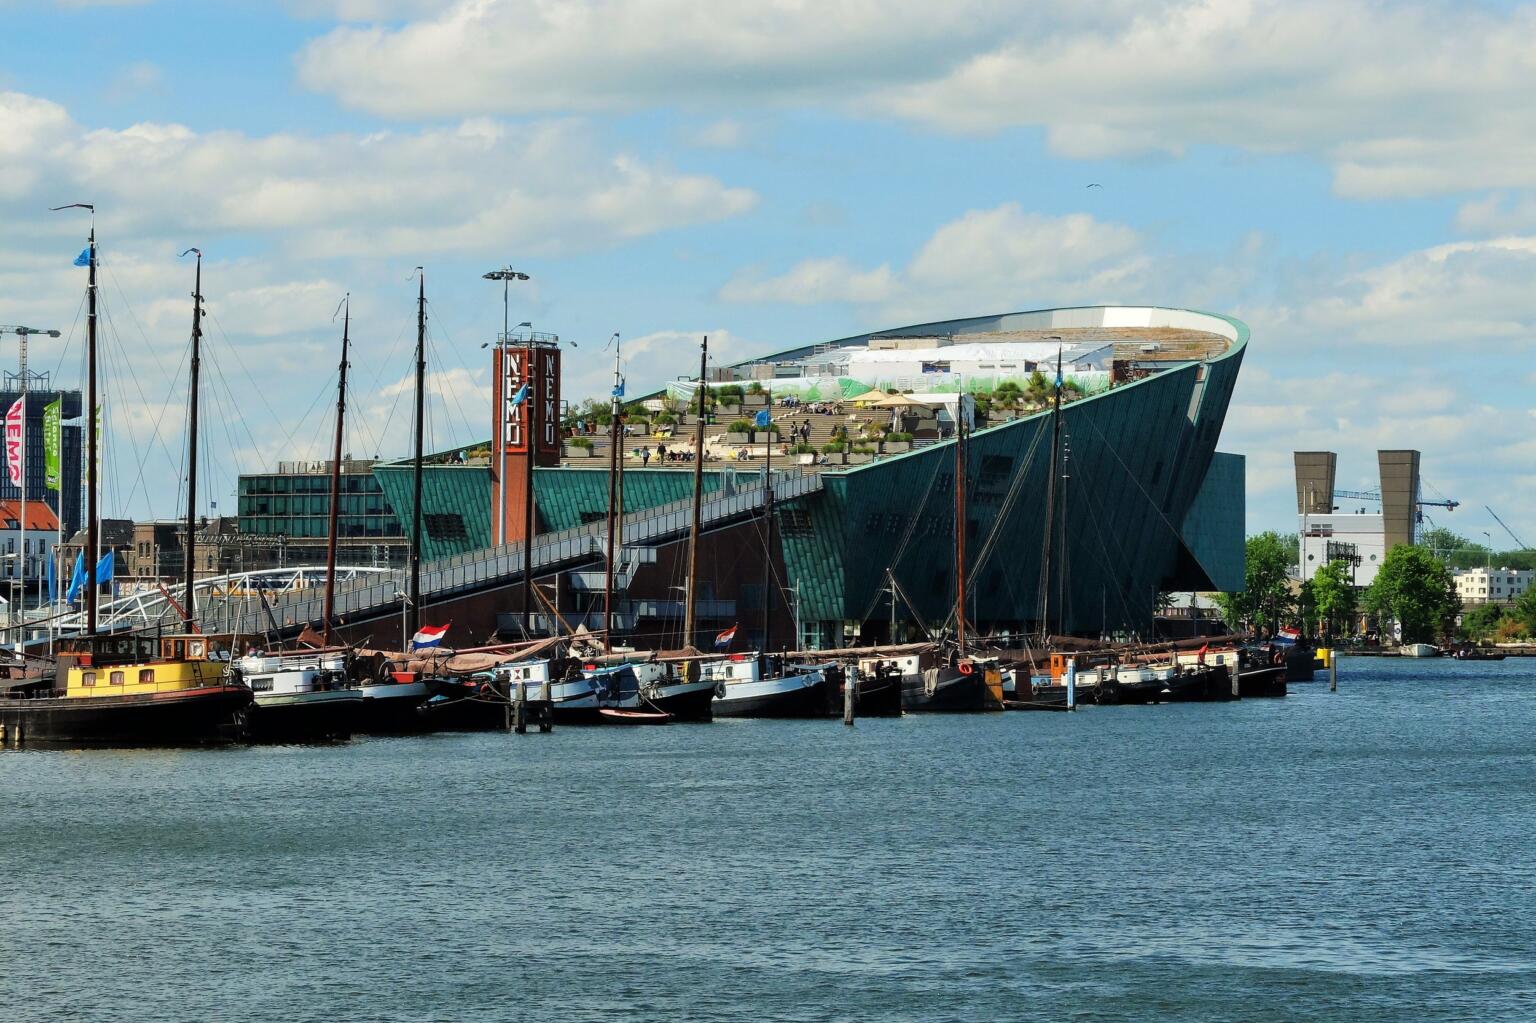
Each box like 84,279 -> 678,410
1331,487 -> 1459,511
1486,505 -> 1532,552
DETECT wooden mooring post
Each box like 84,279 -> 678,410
514,680 -> 528,734
538,679 -> 554,733
1330,653 -> 1338,693
843,668 -> 856,726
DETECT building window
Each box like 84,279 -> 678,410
423,513 -> 468,541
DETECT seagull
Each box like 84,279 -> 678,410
1086,183 -> 1103,189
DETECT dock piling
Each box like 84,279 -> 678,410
1330,654 -> 1338,693
539,680 -> 554,733
843,668 -> 856,726
514,680 -> 528,734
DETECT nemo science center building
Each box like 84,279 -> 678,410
361,304 -> 1248,652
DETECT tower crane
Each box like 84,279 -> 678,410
1486,506 -> 1531,552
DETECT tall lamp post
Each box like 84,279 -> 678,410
481,267 -> 530,547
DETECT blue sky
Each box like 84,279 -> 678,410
2,0 -> 1534,549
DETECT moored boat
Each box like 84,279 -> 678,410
1,634 -> 250,746
708,653 -> 835,718
233,649 -> 362,743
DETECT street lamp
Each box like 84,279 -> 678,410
481,267 -> 530,342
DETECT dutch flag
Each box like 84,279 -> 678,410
714,625 -> 737,650
412,622 -> 451,650
1274,626 -> 1301,647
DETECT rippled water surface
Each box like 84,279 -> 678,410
5,656 -> 1536,1022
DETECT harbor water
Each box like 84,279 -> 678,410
4,656 -> 1536,1022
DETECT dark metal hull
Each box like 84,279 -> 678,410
0,686 -> 252,746
1238,666 -> 1288,698
855,673 -> 903,716
713,674 -> 835,719
246,692 -> 361,743
642,681 -> 715,722
900,668 -> 1002,713
1103,665 -> 1235,705
356,682 -> 434,734
1283,647 -> 1317,682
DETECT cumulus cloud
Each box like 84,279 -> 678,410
0,99 -> 756,258
720,204 -> 1148,322
295,0 -> 1536,200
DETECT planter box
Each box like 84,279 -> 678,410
883,441 -> 911,453
725,432 -> 750,444
742,393 -> 769,407
848,453 -> 873,464
563,445 -> 595,457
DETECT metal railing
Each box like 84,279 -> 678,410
190,468 -> 821,639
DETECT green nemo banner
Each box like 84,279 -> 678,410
44,398 -> 61,491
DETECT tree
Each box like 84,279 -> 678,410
1418,526 -> 1488,570
1213,531 -> 1295,633
1364,544 -> 1460,644
1514,588 -> 1536,637
1459,603 -> 1506,643
1311,559 -> 1357,641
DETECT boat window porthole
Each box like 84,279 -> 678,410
140,669 -> 155,684
82,672 -> 96,687
110,671 -> 125,686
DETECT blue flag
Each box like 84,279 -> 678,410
73,247 -> 91,267
509,383 -> 530,406
754,409 -> 771,428
65,552 -> 87,603
611,380 -> 625,398
63,550 -> 113,603
47,555 -> 57,604
1055,365 -> 1063,389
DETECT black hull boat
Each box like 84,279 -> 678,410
0,685 -> 251,746
639,680 -> 715,721
901,666 -> 1002,713
1283,645 -> 1317,682
356,680 -> 434,733
1104,664 -> 1235,705
713,670 -> 834,719
854,665 -> 903,716
245,691 -> 361,743
1237,665 -> 1288,698
418,678 -> 514,731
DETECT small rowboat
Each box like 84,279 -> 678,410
599,708 -> 672,725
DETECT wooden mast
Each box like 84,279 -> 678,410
760,387 -> 774,650
85,219 -> 99,636
181,249 -> 203,628
603,334 -> 621,654
1040,346 -> 1064,641
953,392 -> 968,656
682,335 -> 707,649
322,296 -> 349,642
408,271 -> 425,644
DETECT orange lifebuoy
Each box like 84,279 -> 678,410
958,661 -> 974,676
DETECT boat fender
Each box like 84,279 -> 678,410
1271,649 -> 1285,667
957,661 -> 974,676
715,681 -> 727,699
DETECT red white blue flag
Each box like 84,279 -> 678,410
714,625 -> 737,649
412,622 -> 451,650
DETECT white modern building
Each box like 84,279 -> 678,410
1299,511 -> 1387,586
1453,567 -> 1534,606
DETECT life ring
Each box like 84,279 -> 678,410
958,661 -> 974,676
1271,649 -> 1285,666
